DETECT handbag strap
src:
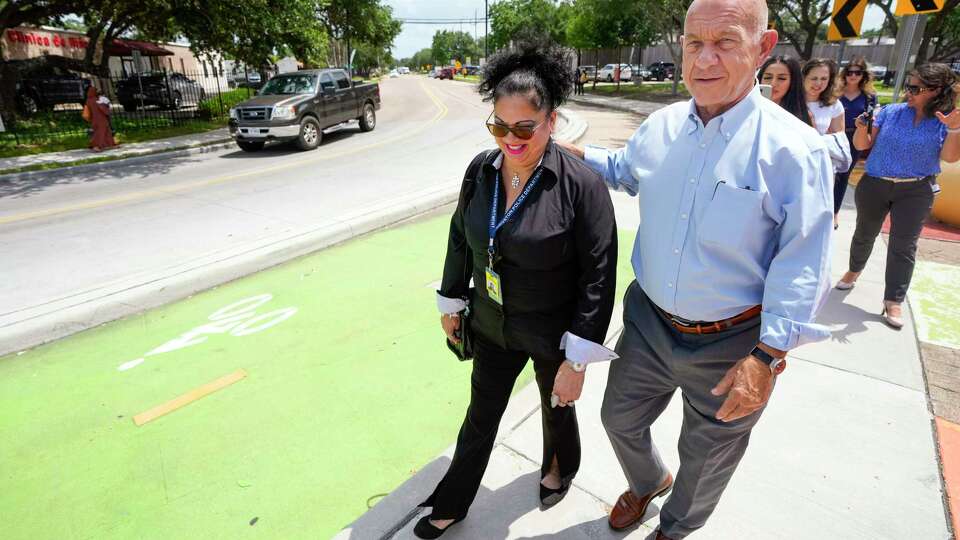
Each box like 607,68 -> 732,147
457,149 -> 497,293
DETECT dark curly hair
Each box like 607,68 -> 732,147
911,63 -> 959,118
478,41 -> 574,112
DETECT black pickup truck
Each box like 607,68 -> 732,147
228,69 -> 381,152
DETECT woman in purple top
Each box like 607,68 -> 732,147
835,58 -> 877,229
836,64 -> 960,328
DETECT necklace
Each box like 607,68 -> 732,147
510,172 -> 520,189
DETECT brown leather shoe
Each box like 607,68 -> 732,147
608,473 -> 674,531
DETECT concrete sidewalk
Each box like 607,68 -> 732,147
0,128 -> 232,175
338,188 -> 951,538
568,92 -> 686,117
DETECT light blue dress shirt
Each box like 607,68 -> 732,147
584,86 -> 834,351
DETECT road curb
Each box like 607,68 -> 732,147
0,182 -> 462,357
0,139 -> 235,183
0,111 -> 592,357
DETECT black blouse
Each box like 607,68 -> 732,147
440,140 -> 618,360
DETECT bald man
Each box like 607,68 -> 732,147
560,0 -> 832,538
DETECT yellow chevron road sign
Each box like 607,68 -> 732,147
895,0 -> 945,15
828,0 -> 868,41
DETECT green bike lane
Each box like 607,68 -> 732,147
0,211 -> 634,539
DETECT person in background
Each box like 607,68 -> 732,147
836,63 -> 960,328
835,57 -> 878,229
758,55 -> 812,126
85,86 -> 117,152
803,58 -> 844,135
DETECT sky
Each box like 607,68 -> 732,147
384,0 -> 890,60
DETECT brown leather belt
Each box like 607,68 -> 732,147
657,305 -> 762,335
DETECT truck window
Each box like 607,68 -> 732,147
332,71 -> 351,90
320,73 -> 335,92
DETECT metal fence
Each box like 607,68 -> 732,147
1,69 -> 260,148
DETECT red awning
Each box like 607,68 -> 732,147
106,39 -> 174,57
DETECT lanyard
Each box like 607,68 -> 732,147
488,167 -> 544,267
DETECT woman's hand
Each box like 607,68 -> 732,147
552,361 -> 585,407
854,113 -> 869,130
441,313 -> 461,345
936,109 -> 960,130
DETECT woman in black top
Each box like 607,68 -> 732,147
416,43 -> 617,538
835,57 -> 878,229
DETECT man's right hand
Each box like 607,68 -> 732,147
441,313 -> 461,345
556,141 -> 585,159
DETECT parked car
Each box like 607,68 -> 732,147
437,67 -> 456,80
388,69 -> 400,78
647,61 -> 676,81
629,64 -> 651,81
464,65 -> 481,76
228,68 -> 381,152
598,63 -> 630,82
115,72 -> 206,112
868,64 -> 888,80
13,63 -> 92,116
398,66 -> 410,75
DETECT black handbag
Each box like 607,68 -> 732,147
445,151 -> 493,360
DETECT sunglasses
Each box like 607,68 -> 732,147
486,112 -> 546,140
905,84 -> 938,95
845,70 -> 863,76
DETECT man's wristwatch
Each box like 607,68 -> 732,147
750,346 -> 787,375
565,359 -> 586,372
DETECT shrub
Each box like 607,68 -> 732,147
198,88 -> 255,120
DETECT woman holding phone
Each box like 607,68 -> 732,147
836,63 -> 960,328
420,42 -> 618,538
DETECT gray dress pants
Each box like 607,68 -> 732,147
601,281 -> 765,539
849,174 -> 936,303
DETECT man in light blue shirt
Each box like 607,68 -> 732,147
560,0 -> 833,538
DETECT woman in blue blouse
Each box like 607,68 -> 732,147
837,64 -> 960,328
835,58 -> 878,229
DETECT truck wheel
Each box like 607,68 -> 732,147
167,91 -> 183,110
238,141 -> 265,152
17,93 -> 39,116
122,102 -> 138,113
296,117 -> 321,150
359,103 -> 376,132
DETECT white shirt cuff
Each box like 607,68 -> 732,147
436,292 -> 467,314
560,331 -> 620,364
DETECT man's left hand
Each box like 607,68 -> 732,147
710,354 -> 776,422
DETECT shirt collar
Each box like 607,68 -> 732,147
686,85 -> 762,141
485,138 -> 557,177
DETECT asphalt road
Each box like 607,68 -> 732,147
0,76 -> 503,339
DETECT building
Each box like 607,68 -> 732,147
2,26 -> 227,93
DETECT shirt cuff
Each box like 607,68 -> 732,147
559,331 -> 620,364
436,292 -> 467,314
759,310 -> 831,351
582,145 -> 608,175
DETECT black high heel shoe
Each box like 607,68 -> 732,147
539,478 -> 572,506
413,515 -> 463,539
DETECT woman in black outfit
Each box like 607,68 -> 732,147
417,43 -> 618,538
835,57 -> 878,229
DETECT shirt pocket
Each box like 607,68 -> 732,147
698,182 -> 766,250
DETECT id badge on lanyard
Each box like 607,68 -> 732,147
487,168 -> 543,305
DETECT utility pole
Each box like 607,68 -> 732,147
485,0 -> 489,61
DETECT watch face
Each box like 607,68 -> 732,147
772,358 -> 787,375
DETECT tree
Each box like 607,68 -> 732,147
488,0 -> 572,50
916,0 -> 960,64
431,30 -> 479,65
869,0 -> 900,38
767,0 -> 832,60
638,0 -> 692,95
318,0 -> 401,74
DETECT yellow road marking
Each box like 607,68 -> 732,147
133,369 -> 247,426
0,80 -> 449,226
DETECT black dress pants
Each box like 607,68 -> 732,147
420,333 -> 581,520
849,174 -> 936,302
